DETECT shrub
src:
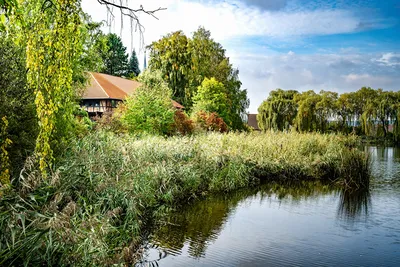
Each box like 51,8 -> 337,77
192,77 -> 231,127
94,104 -> 127,134
193,111 -> 228,133
173,110 -> 194,136
121,70 -> 175,135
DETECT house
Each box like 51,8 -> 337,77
81,72 -> 184,117
246,113 -> 260,131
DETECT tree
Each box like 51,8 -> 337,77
126,49 -> 140,77
149,31 -> 191,106
7,0 -> 84,175
0,36 -> 38,178
315,90 -> 338,133
149,27 -> 249,130
192,78 -> 230,126
121,70 -> 175,135
101,33 -> 129,77
78,17 -> 108,71
257,89 -> 298,131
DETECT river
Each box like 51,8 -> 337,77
139,146 -> 400,267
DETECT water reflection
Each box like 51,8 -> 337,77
145,182 -> 373,262
139,146 -> 400,267
337,189 -> 371,222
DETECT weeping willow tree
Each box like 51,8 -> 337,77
257,89 -> 298,131
315,90 -> 338,133
258,87 -> 400,140
294,91 -> 321,132
8,0 -> 84,175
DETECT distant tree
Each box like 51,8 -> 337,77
294,91 -> 322,132
101,33 -> 129,77
126,49 -> 140,77
149,27 -> 249,130
315,90 -> 338,132
257,89 -> 298,131
149,31 -> 191,106
74,16 -> 108,91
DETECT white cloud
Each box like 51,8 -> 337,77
230,51 -> 400,112
376,53 -> 400,66
82,0 -> 375,45
81,0 -> 400,113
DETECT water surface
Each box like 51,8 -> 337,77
141,146 -> 400,267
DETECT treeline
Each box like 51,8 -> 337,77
257,88 -> 400,142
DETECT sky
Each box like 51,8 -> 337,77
82,0 -> 400,113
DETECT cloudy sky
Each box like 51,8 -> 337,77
82,0 -> 400,112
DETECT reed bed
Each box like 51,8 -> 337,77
0,131 -> 370,266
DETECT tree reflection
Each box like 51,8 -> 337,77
150,181 -> 341,259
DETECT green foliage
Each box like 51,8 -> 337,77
257,89 -> 298,131
121,70 -> 175,135
101,33 -> 129,77
93,105 -> 127,134
257,87 -> 400,142
192,77 -> 230,125
74,15 -> 108,88
149,31 -> 191,106
126,49 -> 140,77
0,36 -> 38,177
149,27 -> 249,130
0,117 -> 12,186
17,0 -> 84,175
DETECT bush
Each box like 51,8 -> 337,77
192,78 -> 231,127
94,104 -> 127,134
193,111 -> 228,133
121,70 -> 175,135
0,37 -> 38,178
173,110 -> 194,136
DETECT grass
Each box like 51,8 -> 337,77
0,131 -> 370,266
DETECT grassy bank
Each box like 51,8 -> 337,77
0,131 -> 370,266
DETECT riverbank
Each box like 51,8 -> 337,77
0,131 -> 370,265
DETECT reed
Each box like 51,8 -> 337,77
0,131 -> 370,265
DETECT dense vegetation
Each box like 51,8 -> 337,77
258,88 -> 400,143
0,0 -> 375,265
0,131 -> 369,265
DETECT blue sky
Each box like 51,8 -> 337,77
83,0 -> 400,112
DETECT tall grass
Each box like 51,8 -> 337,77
0,131 -> 370,265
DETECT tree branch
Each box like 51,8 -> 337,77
96,0 -> 166,49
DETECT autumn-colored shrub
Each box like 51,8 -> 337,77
193,111 -> 228,133
173,110 -> 194,136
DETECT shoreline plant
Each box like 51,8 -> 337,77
0,131 -> 370,265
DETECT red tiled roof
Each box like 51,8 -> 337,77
82,72 -> 184,109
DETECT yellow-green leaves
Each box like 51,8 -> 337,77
20,0 -> 83,176
0,116 -> 12,186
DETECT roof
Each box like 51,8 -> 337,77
247,114 -> 260,130
82,72 -> 184,109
